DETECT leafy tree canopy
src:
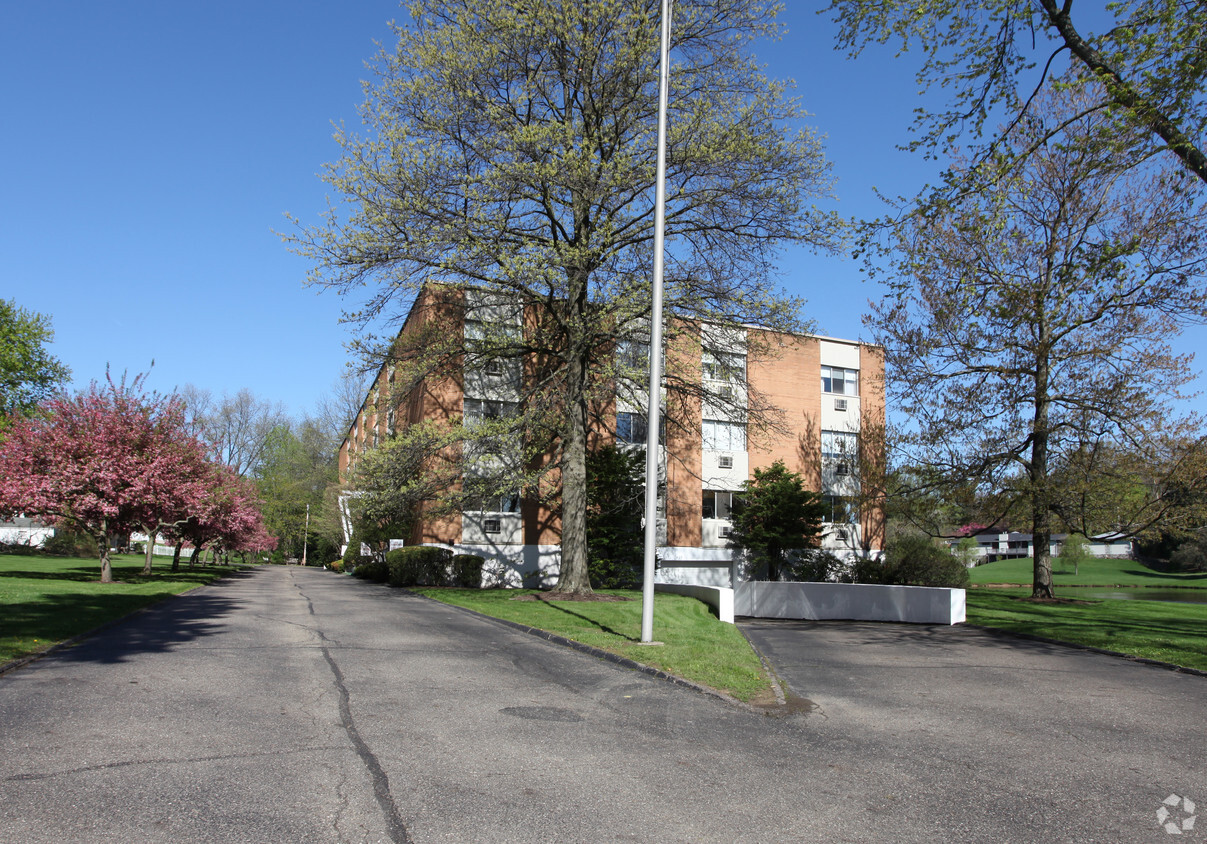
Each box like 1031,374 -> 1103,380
866,83 -> 1207,597
290,0 -> 843,593
827,0 -> 1207,183
0,299 -> 70,427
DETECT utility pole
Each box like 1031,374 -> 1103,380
641,0 -> 672,645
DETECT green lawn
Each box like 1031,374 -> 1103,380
966,589 -> 1207,672
0,553 -> 244,665
968,555 -> 1207,588
412,587 -> 773,703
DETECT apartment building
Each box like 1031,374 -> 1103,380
338,285 -> 885,586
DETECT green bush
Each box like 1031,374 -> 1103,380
385,546 -> 453,586
1171,539 -> 1207,572
341,535 -> 361,569
352,557 -> 388,582
789,549 -> 845,582
451,553 -> 485,587
41,529 -> 98,558
844,555 -> 890,584
882,534 -> 970,588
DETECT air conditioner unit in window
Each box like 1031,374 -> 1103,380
719,525 -> 733,538
834,398 -> 848,412
718,455 -> 734,469
485,360 -> 504,376
483,518 -> 502,534
833,528 -> 849,542
836,462 -> 850,476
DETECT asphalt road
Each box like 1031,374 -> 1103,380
1,566 -> 1202,843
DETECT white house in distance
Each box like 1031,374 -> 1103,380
953,530 -> 1134,564
0,516 -> 52,548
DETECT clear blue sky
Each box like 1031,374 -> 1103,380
3,2 -> 1202,418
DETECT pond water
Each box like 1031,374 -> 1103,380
1065,588 -> 1207,605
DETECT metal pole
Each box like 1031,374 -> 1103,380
641,0 -> 672,644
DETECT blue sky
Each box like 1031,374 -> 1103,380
3,2 -> 1202,419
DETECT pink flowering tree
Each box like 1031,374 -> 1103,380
113,391 -> 216,575
163,466 -> 274,569
0,374 -> 214,582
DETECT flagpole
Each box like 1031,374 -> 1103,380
641,0 -> 672,644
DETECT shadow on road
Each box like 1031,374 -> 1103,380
30,575 -> 254,666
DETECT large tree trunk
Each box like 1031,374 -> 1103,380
97,519 -> 112,583
1031,339 -> 1055,599
552,348 -> 594,595
142,525 -> 155,576
188,545 -> 201,569
171,541 -> 183,572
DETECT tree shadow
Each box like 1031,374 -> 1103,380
1118,567 -> 1207,583
533,597 -> 637,642
6,573 -> 254,667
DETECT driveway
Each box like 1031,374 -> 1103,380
1,566 -> 1202,842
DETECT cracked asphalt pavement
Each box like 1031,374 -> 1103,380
1,566 -> 1203,842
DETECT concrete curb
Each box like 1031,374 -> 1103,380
400,588 -> 777,715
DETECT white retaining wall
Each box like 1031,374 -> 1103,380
654,584 -> 735,623
736,581 -> 966,625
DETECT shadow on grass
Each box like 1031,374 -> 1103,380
1118,567 -> 1207,583
0,563 -> 242,586
532,598 -> 638,642
3,570 -> 255,666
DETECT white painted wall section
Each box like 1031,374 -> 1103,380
736,582 -> 966,625
655,584 -> 735,624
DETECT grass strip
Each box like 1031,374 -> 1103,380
966,589 -> 1207,672
412,587 -> 773,703
968,555 -> 1207,588
0,554 -> 243,665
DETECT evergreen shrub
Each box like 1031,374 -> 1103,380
451,553 -> 485,587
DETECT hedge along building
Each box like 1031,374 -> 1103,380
337,284 -> 886,587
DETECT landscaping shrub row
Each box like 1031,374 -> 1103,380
347,546 -> 485,588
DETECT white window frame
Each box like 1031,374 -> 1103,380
702,419 -> 747,451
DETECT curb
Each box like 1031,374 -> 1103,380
401,588 -> 778,715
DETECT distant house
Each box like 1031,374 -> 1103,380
0,516 -> 53,548
952,530 -> 1133,564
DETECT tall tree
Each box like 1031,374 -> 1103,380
256,421 -> 339,559
867,85 -> 1207,598
0,299 -> 70,429
827,0 -> 1207,184
180,386 -> 289,477
290,0 -> 841,594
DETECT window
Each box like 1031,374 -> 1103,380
821,494 -> 858,524
717,455 -> 734,469
702,490 -> 734,520
616,411 -> 648,444
821,430 -> 858,461
702,419 -> 746,451
483,518 -> 502,535
703,351 -> 746,383
485,359 -> 504,376
616,339 -> 649,372
464,398 -> 518,425
821,365 -> 859,396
